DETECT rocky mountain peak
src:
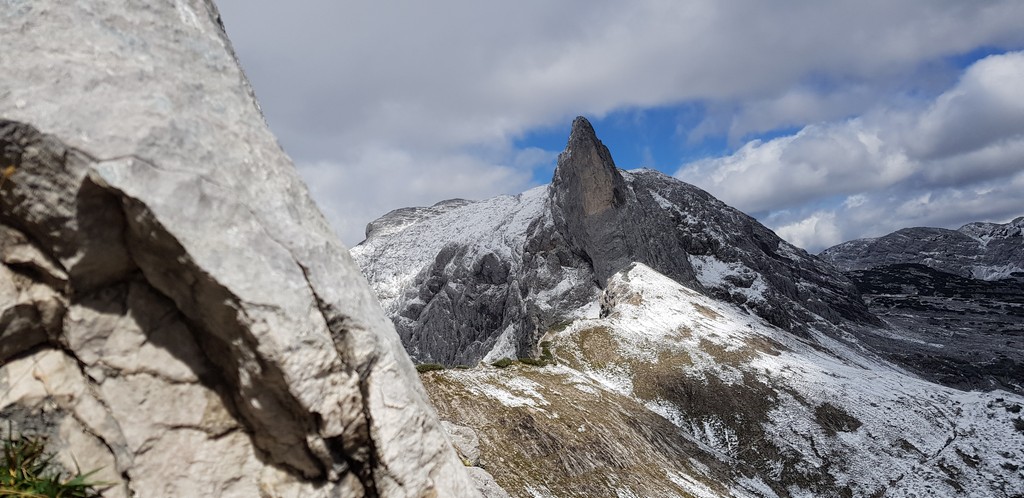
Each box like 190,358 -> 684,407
550,117 -> 631,284
553,116 -> 626,218
354,117 -> 879,367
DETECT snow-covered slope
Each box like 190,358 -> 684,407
423,263 -> 1024,497
354,187 -> 548,315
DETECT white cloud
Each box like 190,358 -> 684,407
773,211 -> 844,250
677,121 -> 916,213
215,1 -> 1024,250
909,52 -> 1024,158
676,52 -> 1024,252
220,1 -> 1024,160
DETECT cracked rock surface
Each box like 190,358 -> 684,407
1,1 -> 475,497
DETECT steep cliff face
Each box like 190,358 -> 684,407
353,117 -> 878,366
0,1 -> 475,497
549,116 -> 632,284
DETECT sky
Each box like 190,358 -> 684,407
215,1 -> 1024,252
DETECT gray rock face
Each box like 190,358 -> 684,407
1,2 -> 475,497
550,117 -> 631,283
820,217 -> 1024,280
353,117 -> 878,366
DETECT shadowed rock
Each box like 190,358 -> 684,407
0,1 -> 477,496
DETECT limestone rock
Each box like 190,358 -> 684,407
549,117 -> 630,283
441,421 -> 482,466
465,468 -> 512,498
1,1 -> 475,496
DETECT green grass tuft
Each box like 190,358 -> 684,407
415,363 -> 445,373
1,428 -> 107,498
490,358 -> 515,368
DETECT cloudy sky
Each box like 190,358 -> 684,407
216,1 -> 1024,252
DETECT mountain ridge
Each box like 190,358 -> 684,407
821,219 -> 1024,393
352,117 -> 879,367
820,216 -> 1024,281
352,116 -> 1024,496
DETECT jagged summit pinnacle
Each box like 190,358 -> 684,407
550,116 -> 630,283
557,116 -> 619,182
551,116 -> 626,218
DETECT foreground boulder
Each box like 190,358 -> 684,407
0,1 -> 475,496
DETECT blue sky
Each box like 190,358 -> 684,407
216,1 -> 1024,251
520,47 -> 1002,181
521,107 -> 793,184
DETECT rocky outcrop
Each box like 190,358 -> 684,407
353,117 -> 878,366
820,218 -> 1024,281
549,117 -> 631,283
1,1 -> 475,497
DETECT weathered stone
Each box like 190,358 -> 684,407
441,420 -> 482,466
549,117 -> 631,284
465,467 -> 512,498
1,1 -> 475,496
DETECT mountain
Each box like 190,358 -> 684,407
820,218 -> 1024,281
420,263 -> 1024,497
352,117 -> 878,367
821,221 -> 1024,393
1,2 -> 475,496
354,116 -> 1024,496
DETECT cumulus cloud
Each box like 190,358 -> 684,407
215,1 -> 1024,250
220,1 -> 1024,157
677,52 -> 1024,252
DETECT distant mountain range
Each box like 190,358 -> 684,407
820,218 -> 1024,281
352,117 -> 1024,496
821,218 -> 1023,393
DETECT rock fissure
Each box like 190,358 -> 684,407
297,260 -> 379,495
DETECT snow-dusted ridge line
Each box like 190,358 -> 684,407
352,185 -> 548,314
550,263 -> 1024,496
